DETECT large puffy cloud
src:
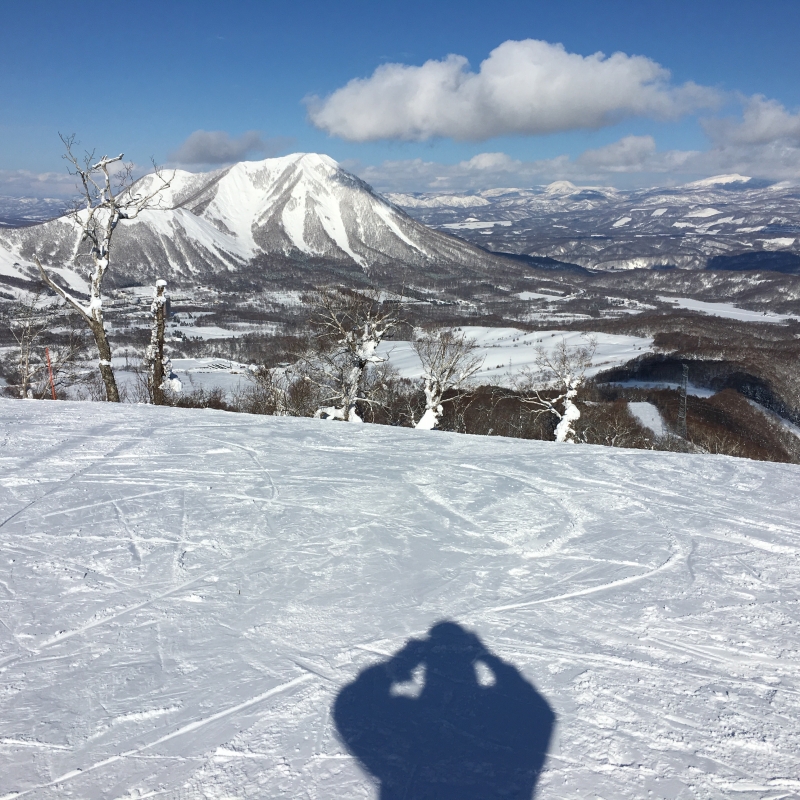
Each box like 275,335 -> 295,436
169,130 -> 290,165
308,39 -> 720,142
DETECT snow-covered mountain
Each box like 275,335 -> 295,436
392,176 -> 800,272
2,399 -> 799,799
0,154 -> 505,289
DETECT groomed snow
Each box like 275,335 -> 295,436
627,401 -> 667,438
1,401 -> 798,800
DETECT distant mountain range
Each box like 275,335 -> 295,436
0,154 -> 507,292
3,163 -> 800,297
0,196 -> 69,228
387,174 -> 800,273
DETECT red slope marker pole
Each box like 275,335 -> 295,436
45,347 -> 57,400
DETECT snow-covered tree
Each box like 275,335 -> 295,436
307,287 -> 398,422
143,280 -> 180,404
412,328 -> 484,430
35,135 -> 172,402
517,336 -> 596,443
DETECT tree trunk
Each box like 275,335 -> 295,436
88,319 -> 120,402
149,282 -> 167,405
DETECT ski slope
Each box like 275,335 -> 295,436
0,401 -> 798,800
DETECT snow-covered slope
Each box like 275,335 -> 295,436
0,154 -> 505,288
1,400 -> 798,799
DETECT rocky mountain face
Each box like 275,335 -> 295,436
0,154 -> 509,292
388,175 -> 800,273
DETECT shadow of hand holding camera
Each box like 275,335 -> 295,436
334,621 -> 554,800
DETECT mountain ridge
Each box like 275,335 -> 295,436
0,154 -> 510,291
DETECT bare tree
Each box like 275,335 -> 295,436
34,135 -> 172,402
517,336 -> 596,443
305,287 -> 398,422
2,289 -> 85,399
412,328 -> 484,430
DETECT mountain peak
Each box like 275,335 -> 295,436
0,153 -> 506,287
684,174 -> 751,188
544,180 -> 578,196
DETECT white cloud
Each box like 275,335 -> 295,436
348,137 -> 705,193
308,39 -> 720,142
169,130 -> 290,165
348,93 -> 800,193
704,95 -> 800,146
575,136 -> 696,173
692,96 -> 800,179
576,135 -> 656,171
355,140 -> 800,194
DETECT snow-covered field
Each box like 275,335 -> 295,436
378,327 -> 653,387
1,401 -> 799,800
658,297 -> 800,324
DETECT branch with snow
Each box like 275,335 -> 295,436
412,328 -> 484,430
306,287 -> 399,423
517,336 -> 596,443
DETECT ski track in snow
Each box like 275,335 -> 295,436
0,400 -> 799,800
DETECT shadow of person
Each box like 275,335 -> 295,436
334,621 -> 554,800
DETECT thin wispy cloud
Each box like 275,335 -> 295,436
0,169 -> 82,198
308,39 -> 720,142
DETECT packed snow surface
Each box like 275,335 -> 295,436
627,401 -> 667,438
1,401 -> 799,799
658,296 -> 800,323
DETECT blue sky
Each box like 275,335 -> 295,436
2,0 -> 800,195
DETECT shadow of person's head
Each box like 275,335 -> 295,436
334,621 -> 554,800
